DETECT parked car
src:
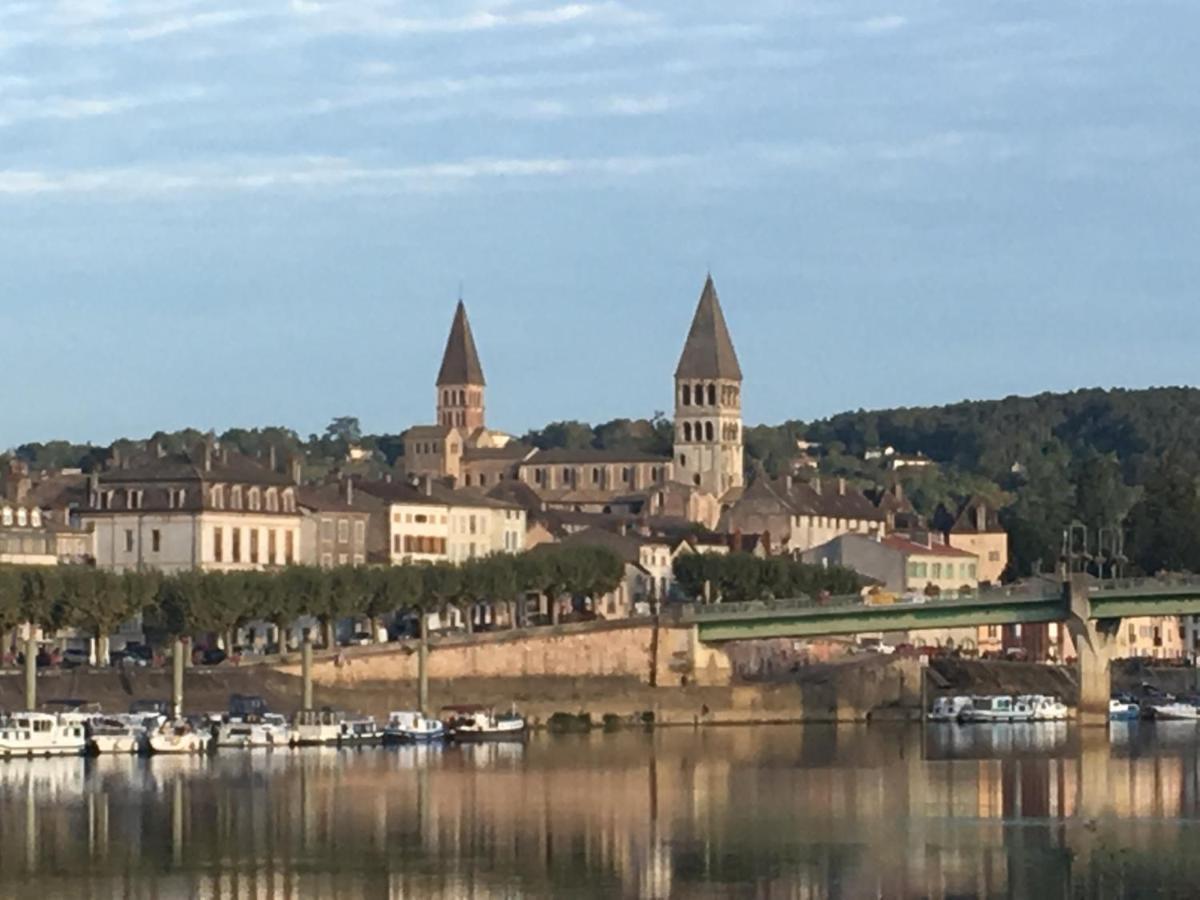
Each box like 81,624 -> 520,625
111,643 -> 153,667
60,647 -> 91,669
196,647 -> 227,666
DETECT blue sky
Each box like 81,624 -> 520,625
2,0 -> 1197,448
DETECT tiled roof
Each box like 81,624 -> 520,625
297,483 -> 382,514
522,448 -> 670,465
436,300 -> 485,386
879,534 -> 976,558
674,275 -> 742,381
355,478 -> 520,511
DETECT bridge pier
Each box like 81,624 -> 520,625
1064,576 -> 1119,727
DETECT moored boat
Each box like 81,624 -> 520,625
338,716 -> 382,746
293,708 -> 345,746
384,711 -> 445,743
214,713 -> 293,749
1022,695 -> 1069,722
0,712 -> 88,758
148,719 -> 210,755
88,716 -> 146,755
962,695 -> 1034,724
444,705 -> 527,742
928,696 -> 971,722
1150,701 -> 1200,721
1110,697 -> 1141,721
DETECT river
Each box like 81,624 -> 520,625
0,723 -> 1197,898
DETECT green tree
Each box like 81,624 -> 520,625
1127,459 -> 1200,574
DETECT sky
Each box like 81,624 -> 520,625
2,0 -> 1198,448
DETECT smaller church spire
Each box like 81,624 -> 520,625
674,275 -> 742,381
437,300 -> 486,387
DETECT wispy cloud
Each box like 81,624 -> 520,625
0,86 -> 206,127
287,1 -> 653,37
857,15 -> 907,34
0,152 -> 696,196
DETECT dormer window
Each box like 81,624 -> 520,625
211,485 -> 225,509
126,489 -> 143,510
266,489 -> 278,512
16,508 -> 26,527
282,489 -> 295,513
1,507 -> 11,526
248,488 -> 261,511
29,509 -> 40,528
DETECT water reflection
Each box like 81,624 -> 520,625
0,727 -> 1197,897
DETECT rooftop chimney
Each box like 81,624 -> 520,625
345,478 -> 354,506
812,478 -> 822,496
784,475 -> 793,492
290,458 -> 302,484
975,503 -> 986,532
269,445 -> 277,472
837,477 -> 846,496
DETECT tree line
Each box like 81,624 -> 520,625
0,545 -> 628,659
672,553 -> 863,604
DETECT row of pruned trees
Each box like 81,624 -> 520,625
0,544 -> 626,657
672,553 -> 863,604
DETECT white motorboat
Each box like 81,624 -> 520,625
338,716 -> 382,746
384,711 -> 445,743
0,712 -> 88,758
444,705 -> 527,742
928,696 -> 972,722
88,716 -> 146,755
214,713 -> 293,749
1150,701 -> 1200,721
1110,698 -> 1141,721
293,709 -> 345,746
1022,695 -> 1069,722
962,695 -> 1034,724
148,719 -> 210,755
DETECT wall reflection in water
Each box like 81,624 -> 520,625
0,725 -> 1197,898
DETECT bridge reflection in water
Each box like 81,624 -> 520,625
0,727 -> 1196,897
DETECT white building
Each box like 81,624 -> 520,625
80,447 -> 302,573
356,478 -> 526,565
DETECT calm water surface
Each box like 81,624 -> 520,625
0,723 -> 1198,898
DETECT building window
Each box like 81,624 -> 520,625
393,535 -> 401,553
681,384 -> 691,406
213,527 -> 223,562
337,519 -> 349,542
250,529 -> 259,564
707,384 -> 716,406
338,553 -> 349,565
231,486 -> 242,510
0,508 -> 10,526
592,468 -> 601,485
354,521 -> 365,547
321,553 -> 333,567
248,489 -> 261,512
694,382 -> 703,404
30,509 -> 40,527
321,518 -> 334,542
152,530 -> 161,553
622,467 -> 632,483
479,474 -> 487,486
469,515 -> 477,535
282,490 -> 295,513
931,563 -> 942,579
231,528 -> 242,563
285,531 -> 295,564
988,551 -> 1001,562
683,422 -> 692,442
268,529 -> 277,565
211,486 -> 224,509
266,489 -> 278,512
353,554 -> 365,566
704,422 -> 714,441
124,529 -> 134,552
16,508 -> 27,526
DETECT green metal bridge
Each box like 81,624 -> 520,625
681,577 -> 1200,643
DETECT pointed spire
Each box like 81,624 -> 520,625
436,300 -> 485,386
674,275 -> 742,381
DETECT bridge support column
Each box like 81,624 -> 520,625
1064,576 -> 1119,727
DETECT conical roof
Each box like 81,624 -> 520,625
436,300 -> 485,386
674,275 -> 742,381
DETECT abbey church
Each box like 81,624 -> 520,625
398,277 -> 746,528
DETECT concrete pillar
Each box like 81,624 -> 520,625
24,636 -> 36,710
302,639 -> 314,710
172,638 -> 185,720
1064,576 -> 1118,727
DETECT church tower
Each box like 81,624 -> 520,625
436,300 -> 486,431
673,276 -> 744,496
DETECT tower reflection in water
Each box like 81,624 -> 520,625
0,725 -> 1195,898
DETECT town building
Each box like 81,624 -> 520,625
802,533 -> 979,597
935,497 -> 1009,585
721,474 -> 887,555
79,445 -> 302,573
298,480 -> 381,567
0,461 -> 93,563
355,478 -> 526,565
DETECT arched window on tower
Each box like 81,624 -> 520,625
694,383 -> 704,405
705,421 -> 714,441
707,384 -> 716,406
681,384 -> 691,406
683,422 -> 692,441
458,389 -> 466,405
